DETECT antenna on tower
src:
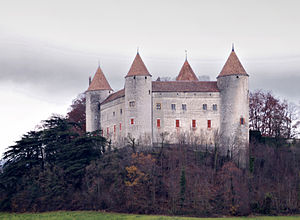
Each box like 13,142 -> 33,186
185,50 -> 188,60
137,46 -> 139,54
232,43 -> 235,52
98,59 -> 100,67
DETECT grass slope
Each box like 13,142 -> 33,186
0,212 -> 300,220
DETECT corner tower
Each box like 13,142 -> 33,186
217,46 -> 249,167
86,66 -> 113,132
124,52 -> 152,145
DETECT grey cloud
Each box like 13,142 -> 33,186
0,38 -> 300,104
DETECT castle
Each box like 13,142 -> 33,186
85,47 -> 249,165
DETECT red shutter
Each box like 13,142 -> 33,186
131,118 -> 134,125
176,120 -> 180,128
114,125 -> 116,133
120,123 -> 122,130
207,120 -> 211,128
107,127 -> 109,135
157,119 -> 160,128
192,120 -> 196,128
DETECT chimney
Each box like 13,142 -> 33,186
89,76 -> 91,85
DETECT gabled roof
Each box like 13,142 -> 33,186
87,66 -> 113,91
176,60 -> 198,81
217,49 -> 248,78
125,53 -> 151,77
153,81 -> 219,92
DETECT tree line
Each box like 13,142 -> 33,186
0,91 -> 299,216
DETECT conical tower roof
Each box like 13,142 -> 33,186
126,53 -> 151,77
176,59 -> 198,81
217,49 -> 248,78
87,66 -> 113,91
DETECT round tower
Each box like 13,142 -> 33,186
86,66 -> 113,132
124,52 -> 152,145
217,47 -> 249,167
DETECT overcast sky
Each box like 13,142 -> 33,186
0,0 -> 300,156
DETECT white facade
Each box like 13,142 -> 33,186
85,50 -> 249,165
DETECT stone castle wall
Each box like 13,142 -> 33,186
217,74 -> 249,165
100,96 -> 125,147
86,90 -> 111,132
124,76 -> 152,145
152,91 -> 220,145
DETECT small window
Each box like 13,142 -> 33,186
113,111 -> 115,116
129,101 -> 135,107
176,120 -> 180,128
203,104 -> 207,110
213,104 -> 217,111
157,119 -> 161,128
145,76 -> 147,79
156,103 -> 161,110
192,120 -> 196,128
131,118 -> 134,125
114,125 -> 116,133
133,76 -> 136,79
182,104 -> 187,111
97,103 -> 100,111
119,123 -> 122,130
100,129 -> 103,136
171,104 -> 176,110
240,117 -> 245,125
120,109 -> 123,115
207,120 -> 211,129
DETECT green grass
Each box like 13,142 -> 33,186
0,211 -> 299,220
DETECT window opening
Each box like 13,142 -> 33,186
129,101 -> 135,107
171,104 -> 176,110
156,103 -> 161,110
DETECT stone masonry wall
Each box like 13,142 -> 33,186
86,90 -> 111,132
152,91 -> 221,145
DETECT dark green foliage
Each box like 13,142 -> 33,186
0,115 -> 106,211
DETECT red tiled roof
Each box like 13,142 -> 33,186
87,66 -> 113,91
101,81 -> 219,105
101,89 -> 125,104
125,53 -> 151,77
176,60 -> 198,81
152,81 -> 219,92
217,50 -> 248,78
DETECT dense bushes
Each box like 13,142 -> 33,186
1,126 -> 300,216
